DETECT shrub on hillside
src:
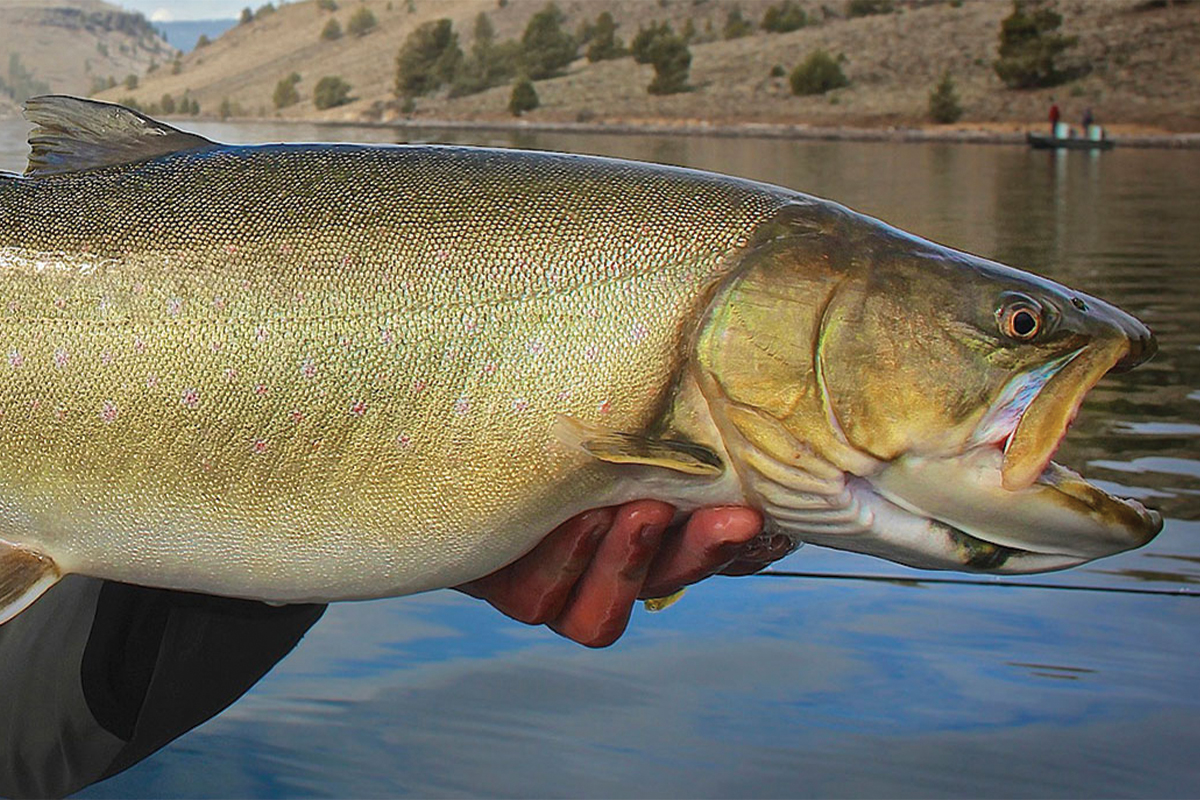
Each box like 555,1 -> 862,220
761,1 -> 807,32
313,75 -> 351,109
646,30 -> 691,95
847,0 -> 893,16
196,34 -> 211,48
273,72 -> 302,108
993,0 -> 1079,89
928,71 -> 963,122
520,3 -> 577,79
394,18 -> 463,96
450,13 -> 520,97
723,7 -> 754,39
509,77 -> 539,115
160,93 -> 176,114
631,21 -> 671,64
789,50 -> 848,95
586,11 -> 626,62
321,18 -> 342,40
346,6 -> 377,37
317,0 -> 338,10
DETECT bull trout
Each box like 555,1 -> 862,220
0,97 -> 1162,625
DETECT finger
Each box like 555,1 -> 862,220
639,506 -> 763,599
459,507 -> 614,624
719,532 -> 797,576
549,499 -> 674,648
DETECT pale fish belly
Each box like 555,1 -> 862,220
0,144 -> 791,602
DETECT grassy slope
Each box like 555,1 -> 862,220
95,0 -> 1200,132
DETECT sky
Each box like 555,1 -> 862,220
119,1 -> 246,21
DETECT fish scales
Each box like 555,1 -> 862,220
0,143 -> 793,600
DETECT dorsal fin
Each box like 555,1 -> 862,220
23,95 -> 216,177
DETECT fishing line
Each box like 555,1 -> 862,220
755,569 -> 1198,597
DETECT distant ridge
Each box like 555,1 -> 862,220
0,0 -> 173,108
155,19 -> 239,53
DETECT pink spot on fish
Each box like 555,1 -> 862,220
146,373 -> 159,388
290,409 -> 305,423
412,379 -> 426,393
6,301 -> 19,313
253,439 -> 268,454
453,398 -> 470,416
224,368 -> 238,382
584,346 -> 599,362
380,328 -> 393,344
54,297 -> 66,310
255,326 -> 268,343
557,389 -> 572,402
225,244 -> 238,255
100,350 -> 114,365
350,401 -> 367,417
397,434 -> 412,448
338,336 -> 352,348
7,350 -> 23,368
512,398 -> 528,412
529,340 -> 546,356
53,348 -> 70,368
300,360 -> 316,379
294,291 -> 305,305
483,362 -> 497,375
280,243 -> 293,255
630,323 -> 649,343
213,296 -> 227,310
134,337 -> 146,354
166,298 -> 183,316
598,399 -> 612,415
255,383 -> 269,396
241,279 -> 251,291
210,341 -> 223,353
341,255 -> 354,268
101,401 -> 118,423
464,319 -> 477,333
133,282 -> 146,295
181,388 -> 200,408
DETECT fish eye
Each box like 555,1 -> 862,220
998,296 -> 1043,342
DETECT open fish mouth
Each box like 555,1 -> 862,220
873,340 -> 1163,565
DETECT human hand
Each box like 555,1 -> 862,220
457,500 -> 793,648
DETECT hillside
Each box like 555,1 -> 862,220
89,0 -> 1200,133
0,0 -> 174,111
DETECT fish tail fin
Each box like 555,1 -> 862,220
0,541 -> 61,626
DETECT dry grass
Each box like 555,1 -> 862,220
92,0 -> 1200,133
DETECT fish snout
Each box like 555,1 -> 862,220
1076,293 -> 1157,373
1111,325 -> 1157,373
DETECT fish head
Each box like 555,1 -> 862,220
694,206 -> 1161,573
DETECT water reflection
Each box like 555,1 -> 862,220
0,577 -> 322,798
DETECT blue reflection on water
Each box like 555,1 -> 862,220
78,570 -> 1200,798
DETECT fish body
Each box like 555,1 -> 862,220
0,98 -> 1162,623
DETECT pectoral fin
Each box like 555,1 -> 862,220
554,416 -> 724,476
0,542 -> 61,625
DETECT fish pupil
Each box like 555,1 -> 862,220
1013,310 -> 1038,337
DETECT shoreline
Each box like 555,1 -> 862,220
4,108 -> 1199,149
193,116 -> 1200,149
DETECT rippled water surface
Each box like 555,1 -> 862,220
1,119 -> 1198,798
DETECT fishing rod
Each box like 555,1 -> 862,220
754,569 -> 1199,597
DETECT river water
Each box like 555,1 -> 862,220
1,119 -> 1198,798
